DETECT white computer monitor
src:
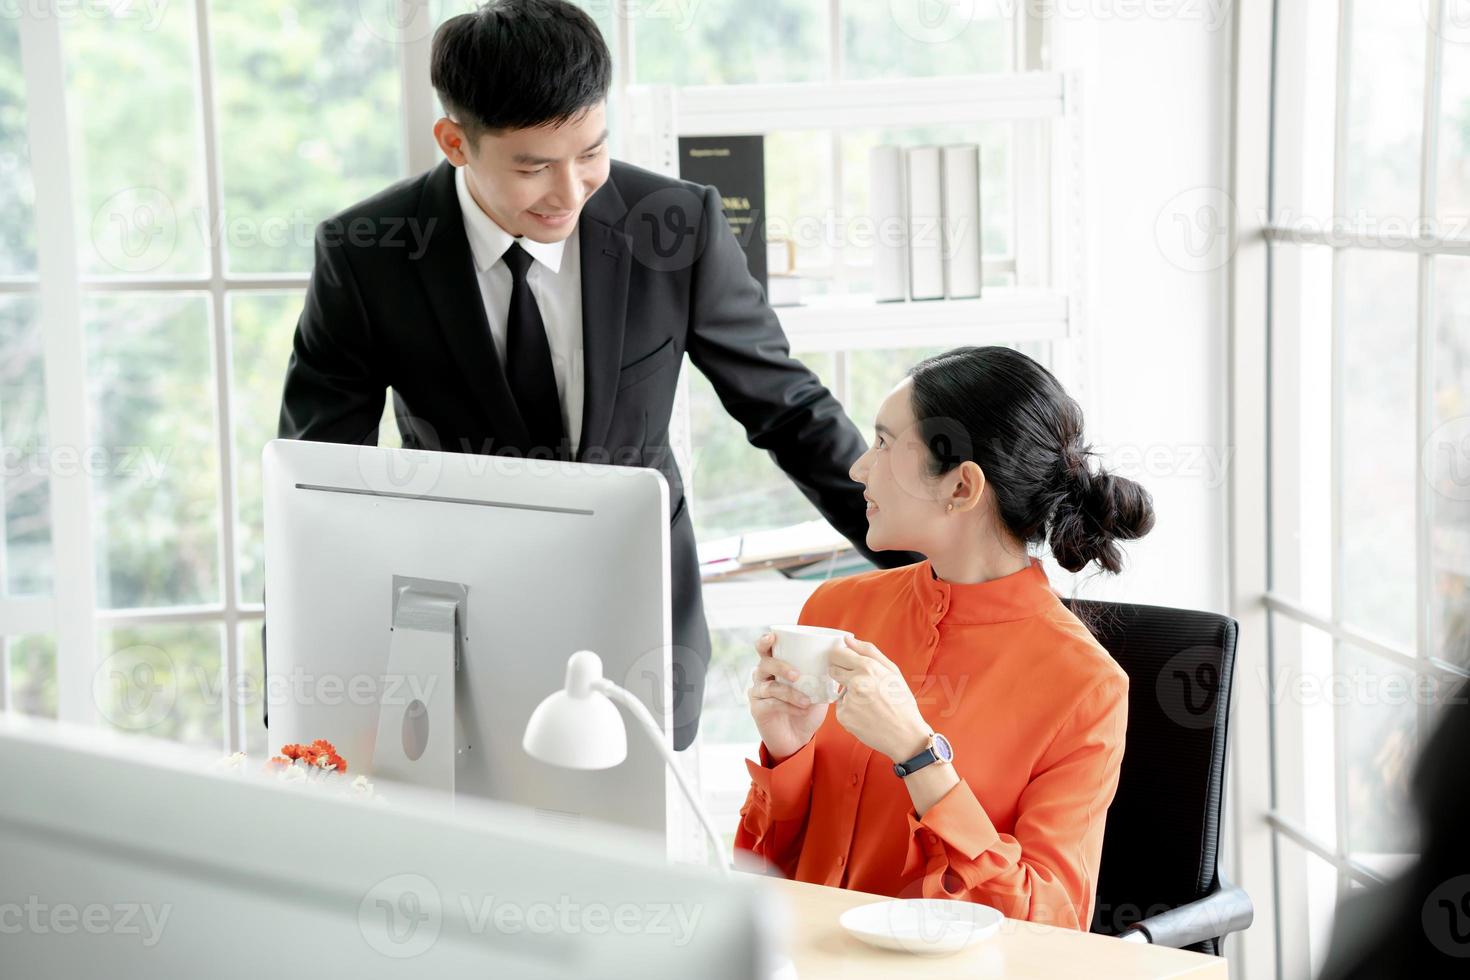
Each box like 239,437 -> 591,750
261,439 -> 675,842
0,716 -> 776,979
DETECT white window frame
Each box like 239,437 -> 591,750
1232,1 -> 1470,978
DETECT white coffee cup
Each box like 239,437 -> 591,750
770,625 -> 854,704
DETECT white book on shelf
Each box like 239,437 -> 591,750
905,145 -> 945,301
941,144 -> 983,299
869,144 -> 908,303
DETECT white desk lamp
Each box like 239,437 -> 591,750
523,650 -> 799,980
522,650 -> 732,875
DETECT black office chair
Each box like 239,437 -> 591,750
1063,598 -> 1254,955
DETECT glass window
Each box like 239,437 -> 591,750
0,15 -> 37,277
1338,250 -> 1417,647
96,623 -> 225,750
84,294 -> 221,609
841,0 -> 1011,79
211,1 -> 405,274
686,351 -> 837,543
5,633 -> 57,719
1339,645 -> 1420,860
61,4 -> 209,277
844,346 -> 951,439
229,291 -> 304,605
1269,243 -> 1333,613
1342,1 -> 1425,222
1,295 -> 53,597
1429,257 -> 1470,669
631,0 -> 826,86
1437,2 -> 1470,230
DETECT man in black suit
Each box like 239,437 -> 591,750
276,0 -> 912,750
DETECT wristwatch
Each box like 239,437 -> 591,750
892,732 -> 954,778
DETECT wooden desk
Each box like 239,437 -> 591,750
771,878 -> 1228,979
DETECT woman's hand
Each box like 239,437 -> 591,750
748,632 -> 830,763
828,636 -> 932,763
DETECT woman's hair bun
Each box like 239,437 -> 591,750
1049,456 -> 1156,574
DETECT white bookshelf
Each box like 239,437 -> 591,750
775,288 -> 1069,352
622,70 -> 1086,628
662,71 -> 1066,135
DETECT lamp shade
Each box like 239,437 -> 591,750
522,651 -> 628,770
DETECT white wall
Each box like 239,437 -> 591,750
1046,7 -> 1235,615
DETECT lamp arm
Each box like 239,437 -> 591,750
593,678 -> 732,876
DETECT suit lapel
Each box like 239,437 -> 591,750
576,178 -> 632,460
415,160 -> 532,450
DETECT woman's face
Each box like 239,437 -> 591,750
848,378 -> 950,554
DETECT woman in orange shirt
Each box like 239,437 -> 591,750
735,346 -> 1155,930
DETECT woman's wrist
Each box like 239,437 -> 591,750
902,761 -> 960,819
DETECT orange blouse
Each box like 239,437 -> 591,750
734,558 -> 1128,929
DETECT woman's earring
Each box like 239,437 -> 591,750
945,503 -> 954,513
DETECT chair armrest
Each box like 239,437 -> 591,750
1120,879 -> 1254,950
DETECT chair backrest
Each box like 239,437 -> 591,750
1063,598 -> 1239,955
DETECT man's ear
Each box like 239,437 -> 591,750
949,461 -> 987,514
433,117 -> 471,166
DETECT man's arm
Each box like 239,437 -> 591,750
684,184 -> 918,569
277,222 -> 387,444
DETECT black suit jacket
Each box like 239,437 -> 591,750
276,158 -> 915,749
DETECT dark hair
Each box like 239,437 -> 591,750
430,0 -> 612,140
906,346 -> 1155,574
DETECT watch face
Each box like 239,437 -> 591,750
933,733 -> 953,762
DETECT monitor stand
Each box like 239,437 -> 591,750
371,576 -> 469,794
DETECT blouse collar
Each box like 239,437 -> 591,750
910,557 -> 1058,625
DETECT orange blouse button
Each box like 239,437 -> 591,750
850,773 -> 859,786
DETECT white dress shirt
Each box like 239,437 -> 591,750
454,165 -> 585,456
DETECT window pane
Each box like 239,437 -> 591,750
0,294 -> 53,596
62,4 -> 208,276
1269,243 -> 1333,613
1271,0 -> 1339,224
212,1 -> 405,275
1274,835 -> 1342,980
840,124 -> 1013,294
700,624 -> 771,853
1342,0 -> 1425,221
238,621 -> 268,759
1339,250 -> 1417,646
231,291 -> 396,605
0,15 -> 37,277
96,623 -> 224,750
844,346 -> 951,440
5,633 -> 57,719
84,294 -> 221,609
1268,615 -> 1339,851
1437,0 -> 1470,228
842,0 -> 1010,79
687,352 -> 836,542
1339,645 -> 1419,858
631,1 -> 825,85
761,130 -> 835,292
1429,257 -> 1470,668
230,291 -> 302,605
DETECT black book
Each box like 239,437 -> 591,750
677,135 -> 767,293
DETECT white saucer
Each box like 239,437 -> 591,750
839,898 -> 1003,955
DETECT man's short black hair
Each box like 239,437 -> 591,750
431,0 -> 612,141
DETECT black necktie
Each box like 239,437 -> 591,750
501,242 -> 566,458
